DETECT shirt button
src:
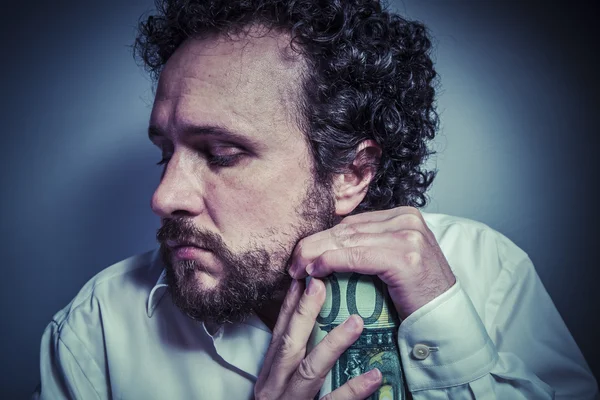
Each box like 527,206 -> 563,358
412,344 -> 430,360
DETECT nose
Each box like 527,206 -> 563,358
151,151 -> 205,219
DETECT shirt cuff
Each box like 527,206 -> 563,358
397,279 -> 498,392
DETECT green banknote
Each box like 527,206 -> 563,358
309,272 -> 406,400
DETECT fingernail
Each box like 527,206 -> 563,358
306,278 -> 319,296
290,279 -> 298,292
344,315 -> 360,332
306,263 -> 315,275
365,368 -> 381,383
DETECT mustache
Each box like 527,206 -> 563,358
156,218 -> 227,253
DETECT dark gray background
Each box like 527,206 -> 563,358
1,0 -> 598,398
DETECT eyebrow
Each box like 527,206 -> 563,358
148,124 -> 261,148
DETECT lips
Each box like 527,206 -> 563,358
165,240 -> 213,261
175,246 -> 212,260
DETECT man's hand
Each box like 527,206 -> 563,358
254,278 -> 382,400
289,206 -> 456,319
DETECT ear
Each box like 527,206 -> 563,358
332,140 -> 382,216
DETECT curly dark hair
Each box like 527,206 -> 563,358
134,0 -> 438,212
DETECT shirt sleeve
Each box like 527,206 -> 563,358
35,316 -> 104,399
397,255 -> 599,399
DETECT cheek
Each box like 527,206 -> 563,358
206,171 -> 309,237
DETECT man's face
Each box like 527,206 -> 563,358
149,32 -> 336,324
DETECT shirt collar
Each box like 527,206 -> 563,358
212,314 -> 272,379
146,249 -> 168,318
145,250 -> 273,378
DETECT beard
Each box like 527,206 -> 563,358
157,177 -> 337,325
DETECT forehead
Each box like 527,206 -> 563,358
151,31 -> 306,137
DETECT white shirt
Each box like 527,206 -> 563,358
35,213 -> 598,399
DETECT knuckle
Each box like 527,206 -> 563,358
348,246 -> 365,267
400,205 -> 420,216
297,357 -> 319,381
321,331 -> 345,353
296,297 -> 314,317
253,391 -> 270,400
400,229 -> 424,245
345,377 -> 367,397
333,223 -> 358,241
332,223 -> 347,238
339,232 -> 360,248
344,223 -> 359,236
403,251 -> 422,267
254,384 -> 277,400
399,212 -> 423,230
267,335 -> 280,350
278,333 -> 298,356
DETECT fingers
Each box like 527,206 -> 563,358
341,205 -> 423,225
321,368 -> 382,400
289,211 -> 433,279
258,284 -> 379,400
290,232 -> 410,279
293,215 -> 407,249
293,232 -> 422,282
257,279 -> 304,386
305,246 -> 402,281
285,315 -> 364,396
264,278 -> 327,394
271,280 -> 305,343
306,247 -> 455,319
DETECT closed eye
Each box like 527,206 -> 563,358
155,149 -> 245,168
205,145 -> 245,168
206,153 -> 243,167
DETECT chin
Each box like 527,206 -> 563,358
170,256 -> 222,285
188,268 -> 220,289
173,268 -> 225,303
171,281 -> 258,325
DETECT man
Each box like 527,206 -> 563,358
35,0 -> 598,399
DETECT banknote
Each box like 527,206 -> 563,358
308,272 -> 406,400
